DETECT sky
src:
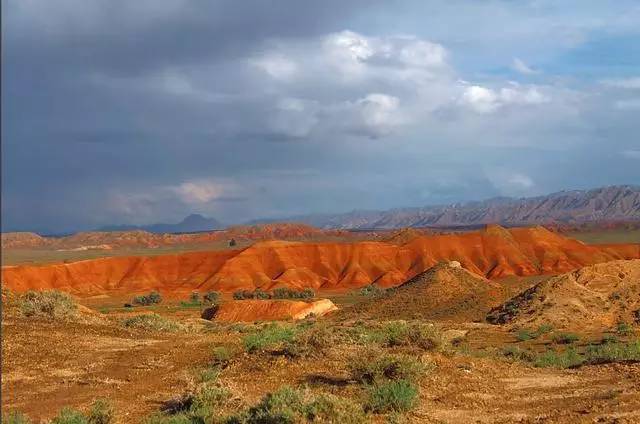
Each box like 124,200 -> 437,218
2,0 -> 640,233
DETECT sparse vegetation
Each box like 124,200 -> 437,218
145,384 -> 231,424
515,324 -> 553,341
552,332 -> 580,345
121,313 -> 183,332
359,284 -> 387,298
203,291 -> 220,304
2,411 -> 32,424
18,290 -> 77,320
584,339 -> 640,364
534,348 -> 584,368
366,380 -> 419,413
349,353 -> 426,385
51,407 -> 88,424
227,386 -> 366,423
616,321 -> 634,336
272,287 -> 315,299
243,323 -> 297,353
132,291 -> 163,306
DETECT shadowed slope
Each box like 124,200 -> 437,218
487,259 -> 640,331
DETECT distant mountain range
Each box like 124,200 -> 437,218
262,185 -> 640,229
99,214 -> 222,234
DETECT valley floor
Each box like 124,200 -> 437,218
3,304 -> 639,423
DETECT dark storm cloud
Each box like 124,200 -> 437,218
2,0 -> 640,233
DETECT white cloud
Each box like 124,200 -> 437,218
250,54 -> 298,80
170,180 -> 227,204
460,83 -> 550,113
507,174 -> 535,189
615,98 -> 640,110
353,93 -> 403,138
601,77 -> 640,89
512,57 -> 537,75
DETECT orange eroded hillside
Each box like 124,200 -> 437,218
2,226 -> 638,296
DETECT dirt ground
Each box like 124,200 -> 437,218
3,296 -> 640,423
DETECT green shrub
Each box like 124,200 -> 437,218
19,290 -> 77,320
282,324 -> 334,358
515,329 -> 536,341
362,321 -> 443,351
203,292 -> 220,304
189,292 -> 201,304
87,399 -> 114,424
601,334 -> 619,344
349,354 -> 425,385
552,332 -> 580,345
121,314 -> 183,332
536,324 -> 553,335
366,380 -> 418,413
303,393 -> 366,423
132,291 -> 163,306
533,348 -> 584,368
51,408 -> 88,424
359,284 -> 386,298
3,411 -> 31,424
502,346 -> 535,362
617,322 -> 634,336
146,384 -> 231,424
253,289 -> 271,300
211,346 -> 234,367
229,386 -> 365,424
233,290 -> 255,300
271,288 -> 315,300
241,386 -> 304,423
584,339 -> 640,364
243,324 -> 296,353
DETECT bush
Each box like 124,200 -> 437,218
19,290 -> 77,320
359,284 -> 386,298
253,289 -> 271,300
121,314 -> 183,332
146,384 -> 230,424
601,334 -> 619,344
229,386 -> 365,424
515,329 -> 536,341
211,346 -> 234,367
366,380 -> 418,413
617,322 -> 634,336
272,288 -> 315,300
51,408 -> 88,424
349,354 -> 425,385
552,333 -> 580,345
233,290 -> 255,300
303,393 -> 366,423
363,321 -> 443,351
502,346 -> 536,362
533,348 -> 584,368
3,411 -> 31,424
584,339 -> 640,364
87,399 -> 114,424
203,291 -> 220,304
282,324 -> 334,358
243,324 -> 296,353
189,292 -> 201,304
133,291 -> 163,306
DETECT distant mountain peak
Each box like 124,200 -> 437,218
99,214 -> 222,234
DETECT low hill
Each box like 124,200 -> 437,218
487,259 -> 640,331
99,213 -> 223,233
2,226 -> 638,297
350,261 -> 506,322
202,299 -> 338,322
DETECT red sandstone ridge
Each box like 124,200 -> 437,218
2,226 -> 639,296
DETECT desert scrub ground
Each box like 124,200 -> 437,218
2,290 -> 640,423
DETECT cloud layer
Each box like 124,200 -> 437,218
2,0 -> 640,232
